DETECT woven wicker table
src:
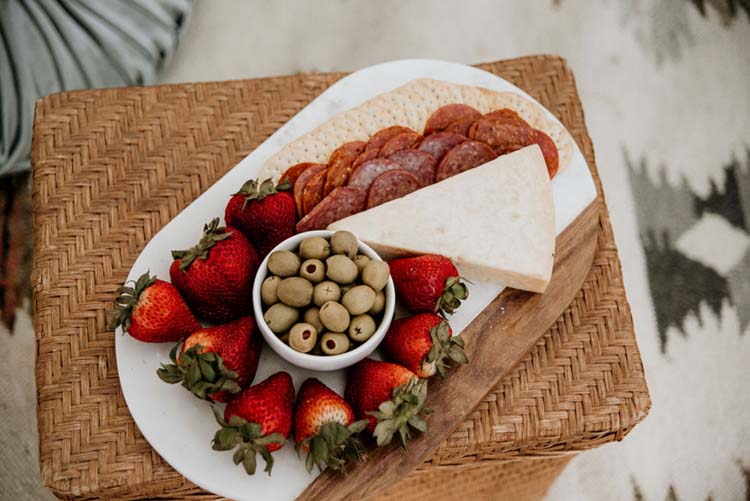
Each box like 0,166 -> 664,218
32,56 -> 651,500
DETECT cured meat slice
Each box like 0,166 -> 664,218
435,140 -> 497,182
324,141 -> 365,195
387,148 -> 436,186
468,116 -> 535,155
532,129 -> 559,178
293,163 -> 326,217
347,158 -> 402,190
279,162 -> 315,187
378,131 -> 422,158
483,108 -> 527,126
296,186 -> 367,232
302,169 -> 327,215
365,126 -> 415,152
352,148 -> 379,169
366,170 -> 422,209
423,104 -> 481,136
417,131 -> 466,164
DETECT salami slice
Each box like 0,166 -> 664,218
302,169 -> 327,215
378,131 -> 422,158
293,163 -> 326,217
417,131 -> 466,163
351,148 -> 379,169
279,162 -> 315,187
423,104 -> 481,136
483,108 -> 527,126
366,170 -> 422,209
296,186 -> 367,232
324,141 -> 365,195
348,158 -> 402,190
468,117 -> 535,156
532,129 -> 559,178
387,149 -> 436,186
435,140 -> 497,182
365,126 -> 415,152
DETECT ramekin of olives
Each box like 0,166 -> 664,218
252,230 -> 395,371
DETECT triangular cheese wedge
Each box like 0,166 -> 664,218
328,145 -> 555,292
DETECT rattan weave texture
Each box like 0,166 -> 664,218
32,56 -> 650,499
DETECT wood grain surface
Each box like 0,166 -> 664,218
300,198 -> 601,500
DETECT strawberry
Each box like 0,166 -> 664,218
211,372 -> 294,475
170,218 -> 259,324
389,254 -> 468,316
225,178 -> 297,257
110,271 -> 200,343
383,313 -> 467,379
293,378 -> 368,473
157,316 -> 262,402
344,359 -> 430,447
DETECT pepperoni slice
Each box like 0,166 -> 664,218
302,169 -> 327,215
387,149 -> 436,186
435,140 -> 497,182
279,162 -> 315,187
378,131 -> 422,158
468,117 -> 535,155
418,132 -> 466,164
293,163 -> 326,217
365,126 -> 415,152
532,129 -> 559,178
324,141 -> 365,195
296,186 -> 367,232
424,104 -> 481,136
366,170 -> 422,209
348,158 -> 402,190
483,108 -> 527,126
352,148 -> 379,169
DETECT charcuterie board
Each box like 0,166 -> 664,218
115,59 -> 598,500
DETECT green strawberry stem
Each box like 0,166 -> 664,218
234,178 -> 292,209
170,218 -> 231,272
295,419 -> 368,473
211,408 -> 286,476
367,378 -> 431,448
426,320 -> 468,379
157,342 -> 241,401
109,271 -> 156,331
435,276 -> 469,317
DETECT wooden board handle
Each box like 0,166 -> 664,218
299,200 -> 600,500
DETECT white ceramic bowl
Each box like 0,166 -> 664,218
252,230 -> 395,371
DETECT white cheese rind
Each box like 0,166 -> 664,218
328,146 -> 555,293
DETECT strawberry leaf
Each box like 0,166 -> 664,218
157,342 -> 242,401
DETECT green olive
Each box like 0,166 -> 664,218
277,277 -> 313,308
313,281 -> 341,307
330,230 -> 358,258
318,301 -> 350,333
289,322 -> 318,353
299,236 -> 331,260
264,303 -> 299,333
326,255 -> 358,284
348,314 -> 376,342
353,254 -> 371,274
321,332 -> 350,355
261,275 -> 281,305
303,307 -> 324,333
362,260 -> 389,292
369,290 -> 386,315
341,285 -> 376,315
267,250 -> 300,277
299,259 -> 325,283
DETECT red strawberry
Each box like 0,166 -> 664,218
157,316 -> 262,402
389,255 -> 468,316
225,178 -> 297,257
170,218 -> 259,324
212,372 -> 294,475
383,313 -> 467,379
344,359 -> 430,447
110,271 -> 200,343
294,378 -> 367,473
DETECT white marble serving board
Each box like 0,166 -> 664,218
115,59 -> 597,501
